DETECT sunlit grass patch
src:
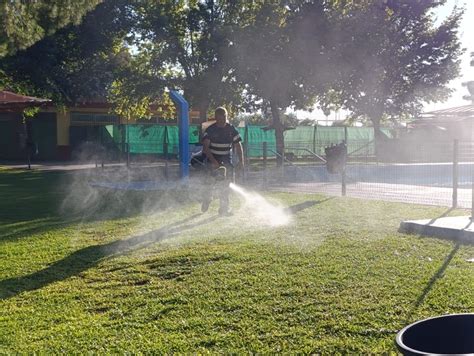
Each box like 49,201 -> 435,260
1,168 -> 473,353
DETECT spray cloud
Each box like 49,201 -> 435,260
229,182 -> 292,227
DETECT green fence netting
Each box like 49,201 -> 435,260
314,126 -> 346,155
98,123 -> 389,159
244,126 -> 276,158
164,125 -> 200,155
108,124 -> 202,155
125,125 -> 167,154
346,127 -> 374,156
283,127 -> 315,157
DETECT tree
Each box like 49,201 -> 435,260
230,112 -> 268,126
230,111 -> 299,127
134,0 -> 246,123
461,52 -> 474,104
327,0 -> 464,150
0,0 -> 102,58
0,0 -> 135,105
231,1 -> 332,165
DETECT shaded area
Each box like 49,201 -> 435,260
0,169 -> 194,243
0,198 -> 316,300
0,170 -> 64,223
0,213 -> 216,300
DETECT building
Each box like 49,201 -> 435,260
0,91 -> 51,160
0,91 -> 201,160
410,104 -> 474,141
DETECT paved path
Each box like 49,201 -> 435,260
270,182 -> 473,209
0,161 -> 177,171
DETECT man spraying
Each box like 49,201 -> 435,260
201,107 -> 244,215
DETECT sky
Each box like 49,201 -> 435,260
295,0 -> 474,122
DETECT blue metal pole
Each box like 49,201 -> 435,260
169,90 -> 189,179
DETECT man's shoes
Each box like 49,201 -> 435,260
201,200 -> 211,213
218,207 -> 233,216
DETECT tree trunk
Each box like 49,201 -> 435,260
198,102 -> 209,124
270,100 -> 284,167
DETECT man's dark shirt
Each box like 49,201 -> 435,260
202,122 -> 241,164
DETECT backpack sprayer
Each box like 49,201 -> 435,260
212,165 -> 227,181
190,151 -> 233,183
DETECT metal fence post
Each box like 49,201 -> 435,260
263,141 -> 267,188
120,124 -> 125,163
241,142 -> 248,183
126,142 -> 130,168
163,126 -> 169,180
471,177 -> 474,220
164,142 -> 169,180
342,167 -> 346,196
281,149 -> 285,181
453,139 -> 458,208
313,125 -> 317,154
244,125 -> 250,167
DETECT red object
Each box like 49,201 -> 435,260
0,90 -> 51,111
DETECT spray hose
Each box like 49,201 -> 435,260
212,165 -> 227,181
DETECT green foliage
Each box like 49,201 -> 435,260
22,107 -> 40,120
108,79 -> 175,121
0,1 -> 134,104
231,112 -> 299,127
1,168 -> 474,353
133,0 -> 246,118
322,0 -> 464,131
230,1 -> 334,163
109,79 -> 153,121
0,0 -> 465,131
231,112 -> 268,126
0,0 -> 102,58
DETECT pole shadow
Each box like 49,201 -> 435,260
427,207 -> 456,225
404,243 -> 460,325
285,197 -> 334,214
0,213 -> 216,300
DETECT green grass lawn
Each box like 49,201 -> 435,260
1,167 -> 473,353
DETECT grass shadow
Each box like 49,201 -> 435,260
0,217 -> 74,244
0,213 -> 217,300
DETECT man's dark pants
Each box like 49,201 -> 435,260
201,159 -> 233,214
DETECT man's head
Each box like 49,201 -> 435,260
214,107 -> 227,127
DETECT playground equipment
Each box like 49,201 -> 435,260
169,90 -> 189,179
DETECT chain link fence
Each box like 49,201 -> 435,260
247,139 -> 474,209
76,123 -> 474,210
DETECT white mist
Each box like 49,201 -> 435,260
229,183 -> 291,227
